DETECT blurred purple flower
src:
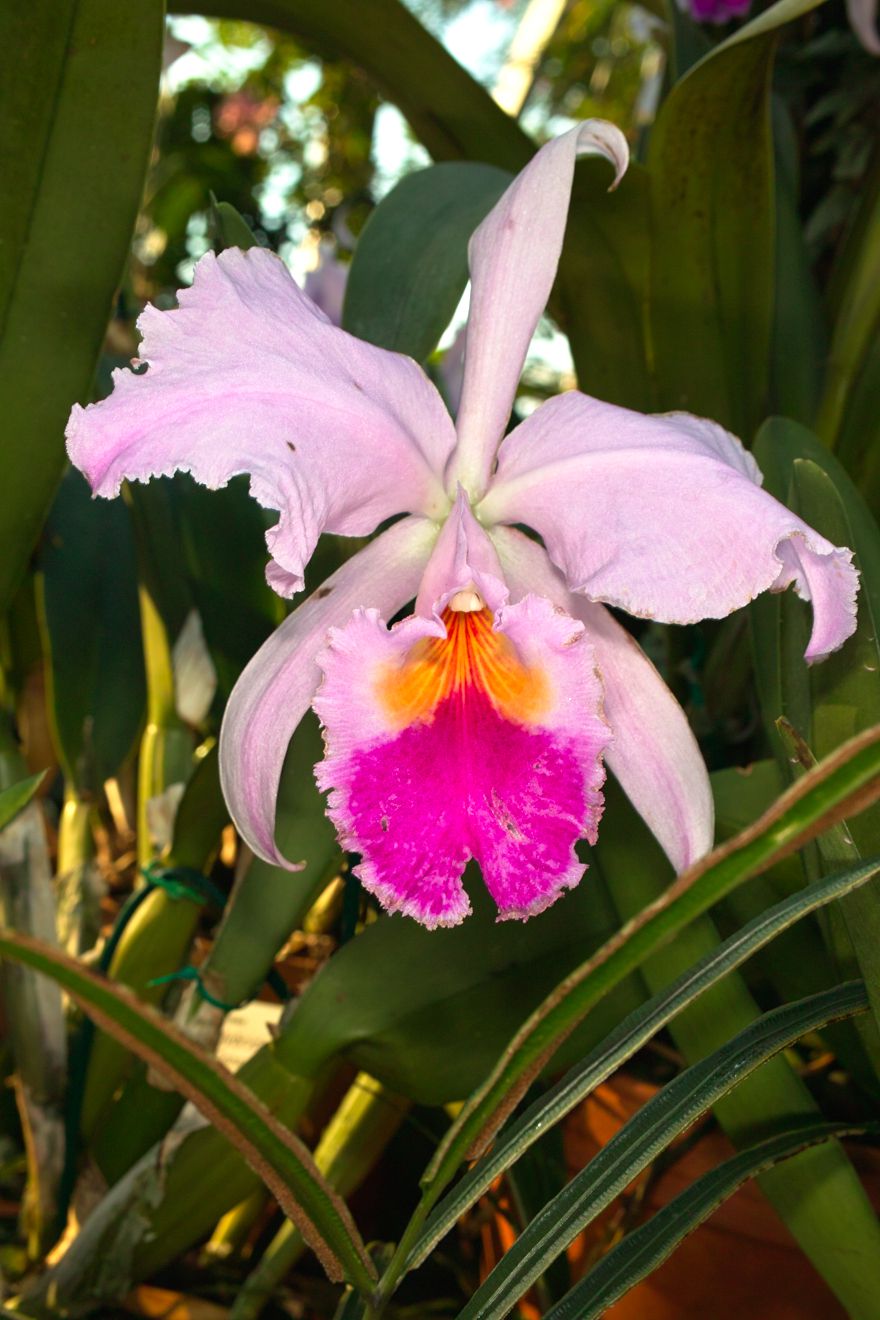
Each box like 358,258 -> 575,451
679,0 -> 751,24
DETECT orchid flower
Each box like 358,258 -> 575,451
66,120 -> 858,929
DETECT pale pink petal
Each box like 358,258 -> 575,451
480,394 -> 858,662
219,516 -> 438,868
449,121 -> 629,498
302,244 -> 349,326
66,248 -> 454,597
438,323 -> 467,416
847,0 -> 880,53
414,487 -> 507,616
493,525 -> 714,871
314,510 -> 609,927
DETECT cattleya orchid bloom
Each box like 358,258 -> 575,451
67,121 -> 858,928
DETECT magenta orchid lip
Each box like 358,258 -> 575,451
66,120 -> 858,927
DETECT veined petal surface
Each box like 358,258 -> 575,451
219,516 -> 438,868
493,526 -> 714,872
449,120 -> 629,498
480,393 -> 858,661
67,247 -> 455,596
314,512 -> 609,927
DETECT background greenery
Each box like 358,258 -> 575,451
0,0 -> 879,1316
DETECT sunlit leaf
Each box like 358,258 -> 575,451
0,929 -> 376,1294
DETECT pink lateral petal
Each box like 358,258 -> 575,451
314,575 -> 609,928
492,525 -> 715,872
449,121 -> 629,499
219,516 -> 438,868
66,247 -> 455,597
847,0 -> 880,52
480,393 -> 859,662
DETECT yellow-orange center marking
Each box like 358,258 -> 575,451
378,606 -> 550,728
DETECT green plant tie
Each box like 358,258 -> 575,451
148,963 -> 291,1012
140,861 -> 228,910
148,963 -> 239,1012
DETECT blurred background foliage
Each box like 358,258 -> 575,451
0,0 -> 880,1318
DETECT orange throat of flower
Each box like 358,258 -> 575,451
378,601 -> 550,728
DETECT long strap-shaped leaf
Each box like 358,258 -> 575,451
0,0 -> 163,615
408,857 -> 880,1270
424,725 -> 880,1203
455,981 -> 868,1320
0,930 -> 376,1294
545,1119 -> 880,1320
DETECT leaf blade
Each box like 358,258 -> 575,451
545,1120 -> 880,1320
0,0 -> 163,613
0,930 -> 376,1294
408,856 -> 880,1269
456,983 -> 868,1320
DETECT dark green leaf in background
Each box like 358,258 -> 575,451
277,865 -> 645,1105
0,772 -> 46,833
39,470 -> 146,795
344,162 -> 511,359
172,475 -> 281,709
0,0 -> 164,616
647,19 -> 778,434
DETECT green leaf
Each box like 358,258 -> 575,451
752,418 -> 880,1081
192,712 -> 340,1012
770,99 -> 827,423
171,474 -> 280,707
647,0 -> 826,435
210,197 -> 260,251
344,162 -> 511,359
595,776 -> 880,1320
817,141 -> 880,454
407,857 -> 880,1272
169,741 -> 228,871
423,724 -> 880,1202
38,470 -> 146,794
0,772 -> 46,833
648,36 -> 774,434
0,929 -> 376,1294
0,0 -> 163,615
545,1120 -> 880,1320
457,982 -> 868,1320
274,864 -> 646,1106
